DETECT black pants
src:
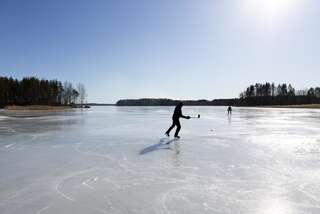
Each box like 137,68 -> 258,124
166,119 -> 181,137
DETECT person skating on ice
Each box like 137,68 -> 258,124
165,102 -> 190,139
227,106 -> 232,115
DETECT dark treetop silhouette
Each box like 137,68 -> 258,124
165,102 -> 190,139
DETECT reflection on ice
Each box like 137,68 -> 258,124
0,106 -> 320,213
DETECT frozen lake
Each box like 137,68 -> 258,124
1,106 -> 320,214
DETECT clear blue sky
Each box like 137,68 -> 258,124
1,0 -> 319,103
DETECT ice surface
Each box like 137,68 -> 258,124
1,106 -> 320,214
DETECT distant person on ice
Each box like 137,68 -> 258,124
227,106 -> 232,115
165,102 -> 190,139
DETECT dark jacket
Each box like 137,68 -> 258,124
172,103 -> 187,120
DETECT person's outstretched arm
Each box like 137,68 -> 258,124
177,108 -> 190,119
181,114 -> 190,119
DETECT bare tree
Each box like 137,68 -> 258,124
288,84 -> 295,96
315,87 -> 320,98
63,81 -> 74,105
71,89 -> 79,104
271,83 -> 275,96
77,83 -> 87,106
308,87 -> 315,97
296,89 -> 308,96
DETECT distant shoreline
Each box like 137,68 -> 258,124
4,105 -> 73,111
87,103 -> 115,106
115,98 -> 320,108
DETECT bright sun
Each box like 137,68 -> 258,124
245,0 -> 298,21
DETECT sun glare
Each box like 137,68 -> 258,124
245,0 -> 299,22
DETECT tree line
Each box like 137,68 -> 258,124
0,76 -> 87,108
238,82 -> 320,106
240,83 -> 320,98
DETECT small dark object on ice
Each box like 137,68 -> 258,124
190,114 -> 201,119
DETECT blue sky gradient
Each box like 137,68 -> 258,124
0,0 -> 319,103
